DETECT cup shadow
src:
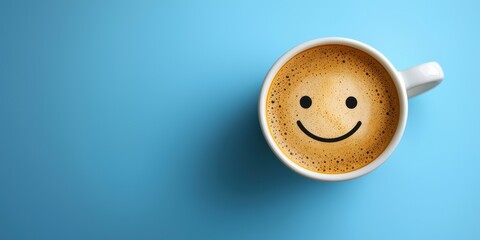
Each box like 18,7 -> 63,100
200,88 -> 331,206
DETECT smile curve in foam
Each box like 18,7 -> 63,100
297,120 -> 362,143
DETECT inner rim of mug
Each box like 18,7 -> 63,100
259,37 -> 408,181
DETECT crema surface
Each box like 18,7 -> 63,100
266,45 -> 400,174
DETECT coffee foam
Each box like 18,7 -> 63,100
266,45 -> 400,174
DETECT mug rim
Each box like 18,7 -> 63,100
258,37 -> 408,181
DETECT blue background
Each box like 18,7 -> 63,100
0,0 -> 479,239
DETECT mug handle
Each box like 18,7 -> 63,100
399,61 -> 444,98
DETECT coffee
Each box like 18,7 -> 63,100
266,45 -> 400,174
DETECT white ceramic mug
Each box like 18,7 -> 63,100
258,37 -> 444,181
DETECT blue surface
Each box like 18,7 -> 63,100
0,0 -> 479,239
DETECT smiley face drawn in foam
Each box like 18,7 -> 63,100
266,45 -> 400,174
297,95 -> 361,143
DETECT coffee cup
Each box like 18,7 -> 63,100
258,37 -> 443,181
